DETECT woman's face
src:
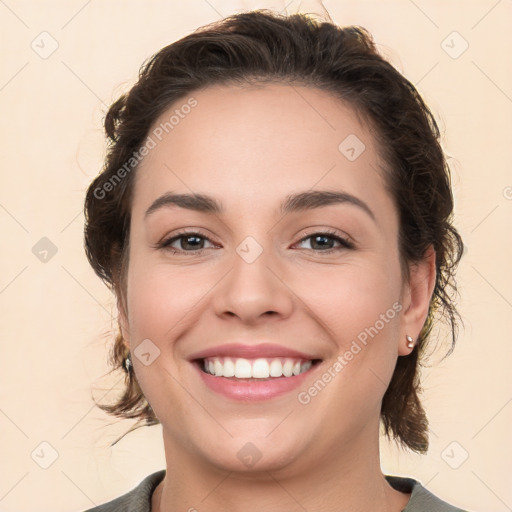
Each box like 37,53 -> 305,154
119,84 -> 428,474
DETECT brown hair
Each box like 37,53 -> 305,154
84,10 -> 463,453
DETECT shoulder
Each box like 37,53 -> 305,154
386,475 -> 473,512
81,470 -> 165,512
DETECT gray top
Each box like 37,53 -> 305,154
82,470 -> 471,512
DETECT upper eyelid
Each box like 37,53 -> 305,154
160,230 -> 354,250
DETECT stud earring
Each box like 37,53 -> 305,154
406,335 -> 415,349
123,353 -> 133,373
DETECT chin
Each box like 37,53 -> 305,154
197,432 -> 306,476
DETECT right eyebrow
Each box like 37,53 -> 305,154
144,192 -> 222,219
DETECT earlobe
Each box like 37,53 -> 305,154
398,245 -> 436,356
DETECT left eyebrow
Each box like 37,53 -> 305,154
144,189 -> 375,222
280,190 -> 375,222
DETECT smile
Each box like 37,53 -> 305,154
200,357 -> 319,379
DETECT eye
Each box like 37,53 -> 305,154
155,229 -> 354,255
295,230 -> 354,253
157,231 -> 216,254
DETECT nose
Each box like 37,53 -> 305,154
212,246 -> 294,326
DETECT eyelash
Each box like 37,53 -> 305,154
156,229 -> 355,255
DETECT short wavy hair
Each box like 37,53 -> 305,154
84,9 -> 463,453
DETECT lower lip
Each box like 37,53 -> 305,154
194,362 -> 319,401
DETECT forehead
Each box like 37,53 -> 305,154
132,83 -> 390,219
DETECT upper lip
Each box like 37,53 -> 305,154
188,343 -> 321,361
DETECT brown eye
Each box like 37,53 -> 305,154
296,231 -> 354,252
158,232 -> 215,253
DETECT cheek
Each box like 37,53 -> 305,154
295,276 -> 402,431
298,258 -> 403,399
298,257 -> 402,342
125,257 -> 214,342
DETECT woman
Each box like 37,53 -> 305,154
82,9 -> 470,512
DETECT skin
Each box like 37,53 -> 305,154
117,84 -> 436,512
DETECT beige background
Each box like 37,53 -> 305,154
0,1 -> 511,511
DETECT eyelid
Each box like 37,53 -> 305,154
155,227 -> 355,254
295,228 -> 355,250
154,228 -> 217,251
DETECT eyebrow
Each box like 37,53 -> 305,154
144,190 -> 375,222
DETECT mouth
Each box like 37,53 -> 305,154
188,343 -> 324,400
196,356 -> 322,380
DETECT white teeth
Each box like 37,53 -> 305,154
223,357 -> 235,377
202,357 -> 315,378
214,359 -> 223,376
252,358 -> 270,378
282,360 -> 294,377
269,359 -> 283,377
301,361 -> 312,373
234,358 -> 252,378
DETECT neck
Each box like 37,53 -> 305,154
152,420 -> 410,512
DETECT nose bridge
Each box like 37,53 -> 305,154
213,234 -> 294,323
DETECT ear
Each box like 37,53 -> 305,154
398,245 -> 436,356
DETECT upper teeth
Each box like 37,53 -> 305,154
202,357 -> 313,378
